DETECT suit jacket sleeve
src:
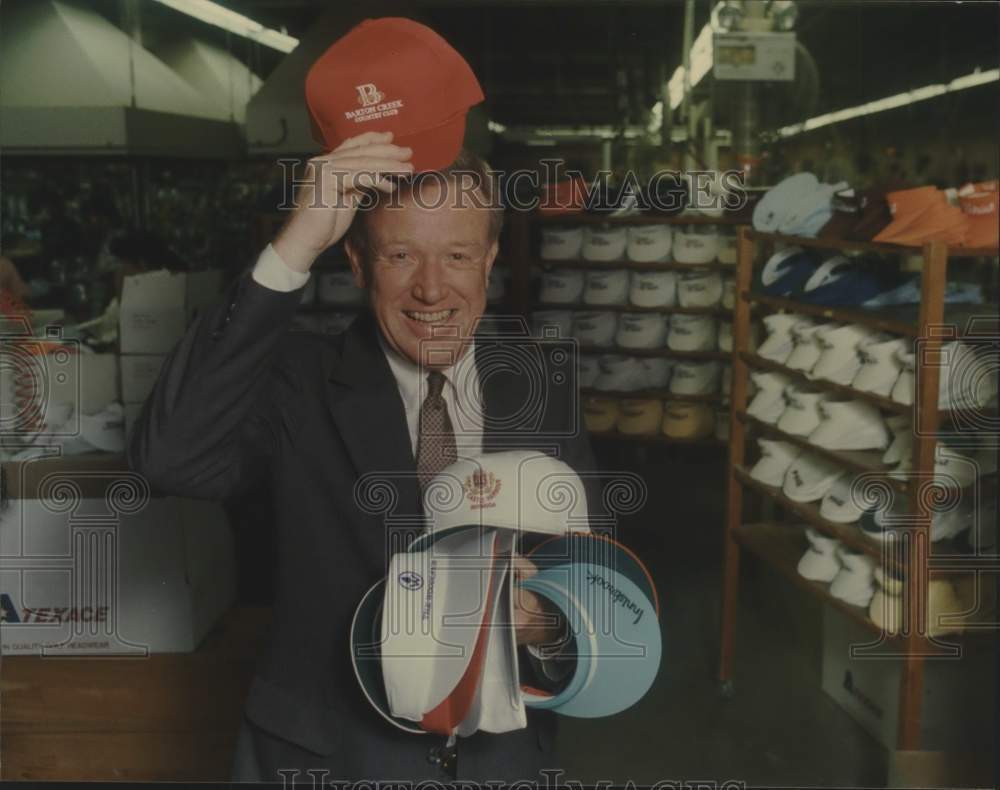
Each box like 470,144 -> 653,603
127,270 -> 304,501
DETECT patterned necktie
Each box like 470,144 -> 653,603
417,370 -> 457,489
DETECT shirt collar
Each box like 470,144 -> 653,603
377,331 -> 477,405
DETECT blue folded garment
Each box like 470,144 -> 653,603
863,278 -> 984,307
755,247 -> 822,297
798,256 -> 908,306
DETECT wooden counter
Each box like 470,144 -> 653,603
1,606 -> 268,781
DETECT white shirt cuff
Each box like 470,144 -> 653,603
251,243 -> 310,292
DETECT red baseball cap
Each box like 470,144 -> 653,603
306,18 -> 484,173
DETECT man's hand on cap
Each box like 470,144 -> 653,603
273,131 -> 413,273
513,554 -> 566,647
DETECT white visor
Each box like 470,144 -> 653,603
810,324 -> 878,385
593,355 -> 648,392
746,371 -> 793,424
582,227 -> 628,262
667,314 -> 717,351
819,474 -> 867,524
775,386 -> 832,436
539,268 -> 585,304
782,451 -> 846,503
797,527 -> 841,582
616,313 -> 669,349
851,336 -> 910,396
617,399 -> 664,435
785,321 -> 837,372
661,401 -> 715,438
540,227 -> 584,261
583,269 -> 630,306
677,270 -> 723,308
669,361 -> 721,395
572,311 -> 618,347
808,399 -> 890,451
626,225 -> 672,262
673,225 -> 719,265
749,438 -> 802,487
757,313 -> 810,363
629,271 -> 677,308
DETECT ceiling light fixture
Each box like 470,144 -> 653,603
151,0 -> 298,53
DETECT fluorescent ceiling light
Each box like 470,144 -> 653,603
487,120 -> 507,134
776,67 -> 999,138
152,0 -> 298,53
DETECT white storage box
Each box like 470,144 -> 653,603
119,269 -> 222,354
120,354 -> 168,404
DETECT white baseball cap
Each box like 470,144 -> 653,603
583,269 -> 630,306
572,311 -> 618,347
626,224 -> 672,262
881,414 -> 912,466
677,269 -> 723,308
579,354 -> 601,388
810,324 -> 880,384
661,401 -> 715,439
775,386 -> 832,435
593,355 -> 649,392
667,313 -> 718,351
629,271 -> 677,308
785,321 -> 836,372
758,313 -> 809,363
641,358 -> 674,388
582,227 -> 627,262
891,348 -> 915,405
797,527 -> 841,582
531,310 -> 574,339
673,225 -> 719,265
539,268 -> 585,304
829,546 -> 876,607
717,229 -> 738,265
746,371 -> 793,424
541,227 -> 584,261
782,452 -> 846,503
851,336 -> 910,395
669,360 -> 721,395
749,438 -> 802,487
617,399 -> 664,435
808,399 -> 890,451
616,313 -> 668,350
721,276 -> 736,309
318,270 -> 365,305
819,474 -> 868,524
583,396 -> 620,433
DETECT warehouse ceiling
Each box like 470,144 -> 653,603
81,0 -> 1000,129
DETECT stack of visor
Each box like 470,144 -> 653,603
873,186 -> 968,246
540,227 -> 584,261
626,225 -> 672,263
583,269 -> 630,305
352,451 -> 662,736
539,269 -> 584,304
673,225 -> 719,264
662,401 -> 715,439
582,227 -> 628,262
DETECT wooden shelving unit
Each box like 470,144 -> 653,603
720,226 -> 1000,751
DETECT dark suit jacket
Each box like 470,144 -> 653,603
127,271 -> 599,782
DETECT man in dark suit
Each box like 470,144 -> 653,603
128,131 -> 597,783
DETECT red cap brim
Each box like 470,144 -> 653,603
395,113 -> 468,173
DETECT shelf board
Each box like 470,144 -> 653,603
535,213 -> 744,227
535,258 -> 735,271
534,302 -> 730,316
732,522 -> 897,639
582,388 -> 724,403
745,230 -> 1000,260
741,352 -> 910,415
733,465 -> 902,569
579,345 -> 731,361
737,411 -> 908,493
744,291 -> 919,337
590,429 -> 726,446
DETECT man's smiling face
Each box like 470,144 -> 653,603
347,178 -> 498,369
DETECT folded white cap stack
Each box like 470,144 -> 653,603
852,336 -> 910,396
810,324 -> 879,385
593,355 -> 648,392
783,452 -> 845,503
582,227 -> 627,261
808,399 -> 890,451
583,269 -> 630,306
677,270 -> 723,307
797,528 -> 841,582
579,355 -> 601,388
785,321 -> 835,372
540,269 -> 585,304
626,225 -> 672,262
616,313 -> 668,349
669,360 -> 721,395
629,271 -> 677,308
572,312 -> 618,347
749,438 -> 802,486
673,225 -> 719,265
819,474 -> 868,524
540,227 -> 584,260
775,386 -> 832,436
758,313 -> 808,363
667,314 -> 717,351
829,546 -> 877,607
746,371 -> 793,423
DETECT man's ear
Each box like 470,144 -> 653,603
344,239 -> 367,289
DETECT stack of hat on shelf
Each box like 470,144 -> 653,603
753,174 -> 999,249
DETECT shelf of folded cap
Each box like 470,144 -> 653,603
736,411 -> 909,494
743,291 -> 919,337
581,388 -> 724,403
589,429 -> 727,446
740,352 -> 910,415
578,345 -> 730,361
535,212 -> 744,227
533,302 -> 731,316
732,522 -> 896,639
745,230 -> 1000,260
733,465 -> 903,569
535,258 -> 735,271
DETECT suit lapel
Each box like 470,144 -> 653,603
476,333 -> 532,453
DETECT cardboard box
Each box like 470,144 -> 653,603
820,605 -> 996,751
120,354 -> 167,404
0,491 -> 236,654
119,269 -> 222,354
